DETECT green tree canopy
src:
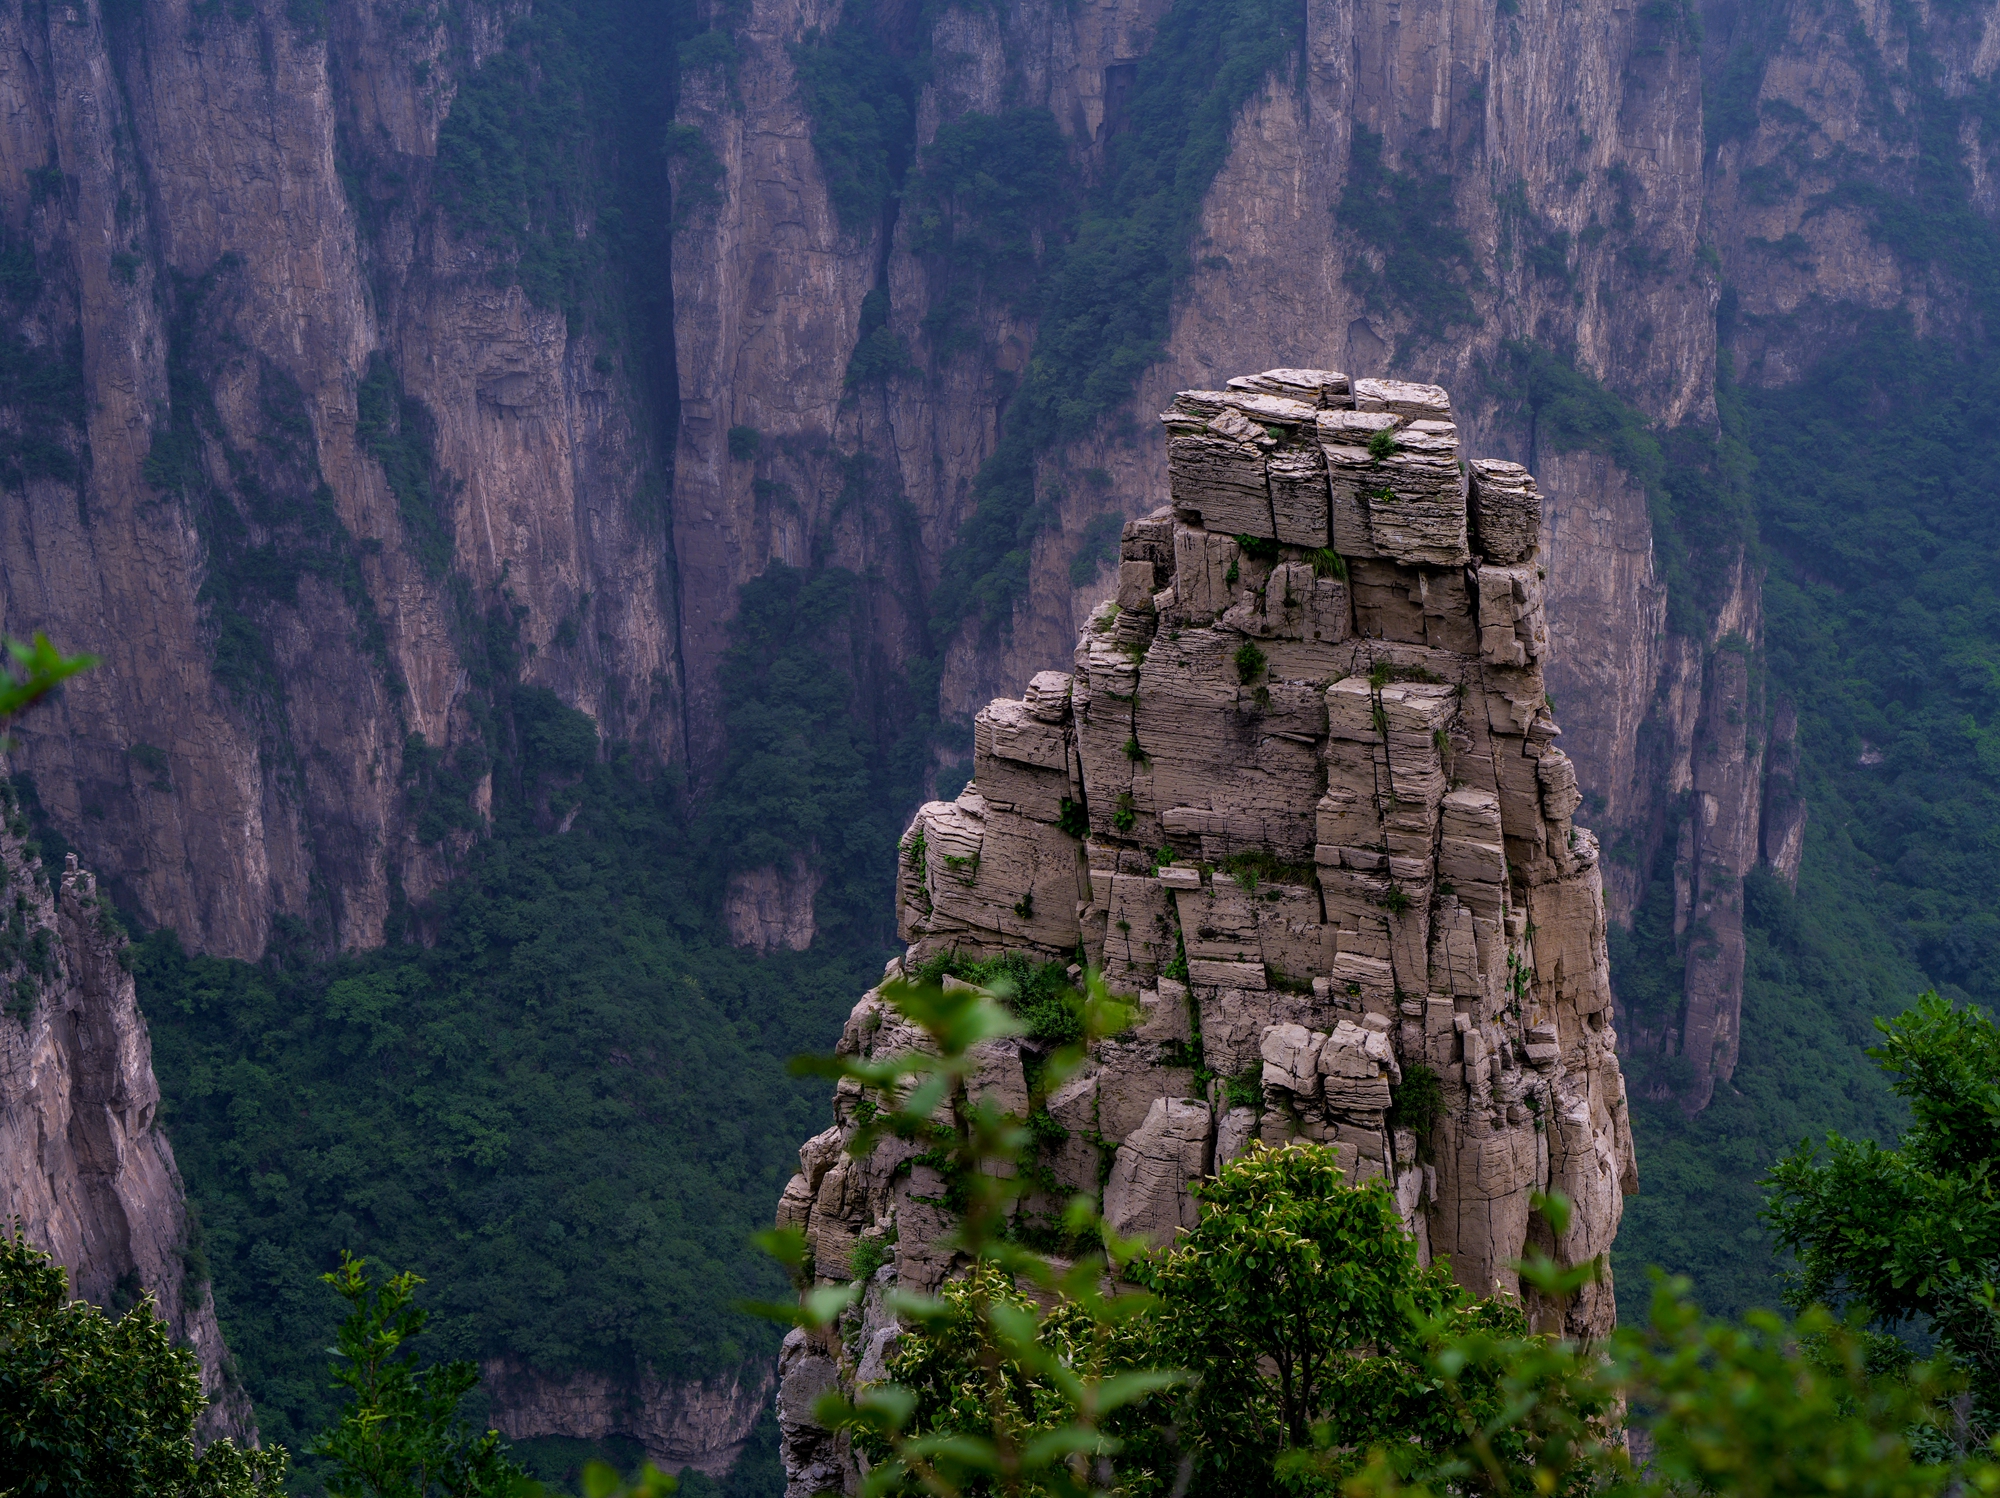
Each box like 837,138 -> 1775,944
1765,992 -> 2000,1427
0,1228 -> 284,1497
311,1253 -> 536,1498
1138,1146 -> 1467,1466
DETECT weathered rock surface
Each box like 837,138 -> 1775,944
0,825 -> 252,1444
779,371 -> 1637,1495
482,1357 -> 776,1476
724,853 -> 825,954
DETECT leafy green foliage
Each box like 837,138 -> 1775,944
1349,1271 -> 1978,1498
1139,1146 -> 1473,1479
913,950 -> 1087,1051
1385,1061 -> 1444,1147
433,5 -> 602,314
1214,850 -> 1312,891
1603,12 -> 2000,1319
313,1253 -> 535,1498
0,632 -> 95,741
694,564 -> 920,943
1744,328 -> 2000,1001
907,108 -> 1074,362
1613,851 -> 1918,1320
138,747 -> 886,1480
777,970 -> 1158,1497
1232,641 -> 1266,685
1610,322 -> 2000,1316
1766,995 -> 2000,1428
0,1229 -> 285,1496
1338,130 -> 1479,340
863,1135 -> 1595,1498
139,553 -> 924,1485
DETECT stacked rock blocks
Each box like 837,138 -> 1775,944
776,373 -> 1639,1481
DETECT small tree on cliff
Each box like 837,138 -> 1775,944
0,1227 -> 285,1496
1137,1145 -> 1508,1490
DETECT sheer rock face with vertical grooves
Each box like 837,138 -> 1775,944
775,371 -> 1638,1495
0,831 -> 254,1445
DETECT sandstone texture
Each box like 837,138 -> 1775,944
0,828 -> 252,1444
777,371 -> 1637,1495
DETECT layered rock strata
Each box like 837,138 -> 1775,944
0,817 -> 251,1443
776,372 -> 1638,1493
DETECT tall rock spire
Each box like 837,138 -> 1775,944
777,369 -> 1638,1492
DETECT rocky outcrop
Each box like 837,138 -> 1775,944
724,852 -> 825,954
483,1357 -> 774,1476
0,812 -> 251,1443
0,0 -> 1830,1113
776,371 -> 1638,1493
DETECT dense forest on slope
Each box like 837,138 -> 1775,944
1611,328 -> 2000,1316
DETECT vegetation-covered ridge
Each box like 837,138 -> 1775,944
779,974 -> 2000,1497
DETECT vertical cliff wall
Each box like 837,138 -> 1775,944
775,371 -> 1636,1491
0,0 -> 683,961
664,0 -> 1775,1114
0,804 -> 251,1441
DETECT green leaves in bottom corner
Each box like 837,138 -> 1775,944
580,1458 -> 681,1498
0,1227 -> 286,1498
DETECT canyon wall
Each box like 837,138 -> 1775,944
0,0 -> 1868,1135
0,0 -> 681,962
0,810 -> 252,1443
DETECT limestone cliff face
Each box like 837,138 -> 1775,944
0,819 -> 252,1442
774,371 -> 1637,1493
0,0 -> 1824,1102
665,0 -> 1765,1109
0,0 -> 679,962
483,1358 -> 775,1476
